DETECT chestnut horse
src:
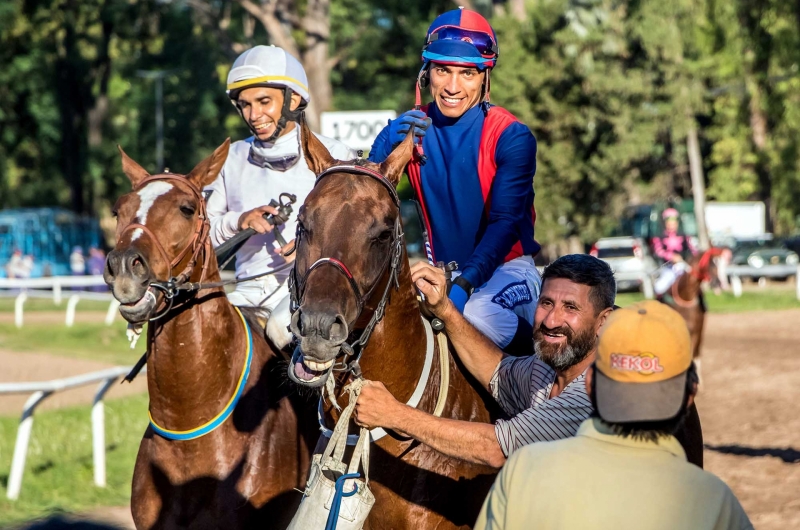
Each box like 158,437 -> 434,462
104,142 -> 319,529
285,123 -> 505,529
665,248 -> 723,365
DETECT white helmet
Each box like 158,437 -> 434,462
226,45 -> 310,103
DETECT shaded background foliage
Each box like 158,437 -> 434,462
1,0 -> 799,247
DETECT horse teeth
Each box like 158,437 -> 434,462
304,359 -> 333,371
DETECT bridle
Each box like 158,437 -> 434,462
117,174 -> 212,321
288,162 -> 404,379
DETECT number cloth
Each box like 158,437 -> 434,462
475,418 -> 753,530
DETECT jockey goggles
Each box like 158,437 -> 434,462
421,9 -> 498,70
249,131 -> 301,172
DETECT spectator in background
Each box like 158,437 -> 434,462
69,246 -> 85,276
5,249 -> 23,278
19,255 -> 34,279
474,301 -> 752,530
88,247 -> 107,291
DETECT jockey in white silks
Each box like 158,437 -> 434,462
205,45 -> 354,348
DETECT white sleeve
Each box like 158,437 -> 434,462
205,166 -> 243,248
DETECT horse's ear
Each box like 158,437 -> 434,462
379,128 -> 414,187
118,146 -> 150,188
300,114 -> 336,175
186,138 -> 230,188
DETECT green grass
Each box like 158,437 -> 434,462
0,394 -> 148,526
614,289 -> 800,312
0,297 -> 114,313
0,322 -> 144,366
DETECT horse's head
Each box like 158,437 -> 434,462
287,121 -> 415,387
104,140 -> 230,323
689,247 -> 725,285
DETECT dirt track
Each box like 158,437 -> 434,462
698,309 -> 800,529
0,349 -> 146,416
2,309 -> 799,528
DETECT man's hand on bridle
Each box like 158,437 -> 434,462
238,205 -> 279,234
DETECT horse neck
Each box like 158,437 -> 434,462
146,246 -> 247,429
357,257 -> 428,403
676,262 -> 702,301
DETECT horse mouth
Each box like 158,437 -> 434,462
118,288 -> 157,322
287,347 -> 335,387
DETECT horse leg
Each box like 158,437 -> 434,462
131,440 -> 162,530
692,310 -> 706,386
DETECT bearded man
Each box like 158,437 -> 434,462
354,254 -> 615,468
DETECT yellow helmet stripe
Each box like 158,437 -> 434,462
227,75 -> 309,92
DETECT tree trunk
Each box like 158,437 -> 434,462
686,123 -> 710,251
301,0 -> 332,131
56,4 -> 87,214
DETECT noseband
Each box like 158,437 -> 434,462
289,163 -> 404,374
118,174 -> 212,320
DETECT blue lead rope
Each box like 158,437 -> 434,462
324,473 -> 361,530
148,306 -> 253,441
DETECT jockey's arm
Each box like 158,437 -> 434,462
459,124 -> 537,290
354,381 -> 507,469
651,236 -> 672,262
205,166 -> 243,248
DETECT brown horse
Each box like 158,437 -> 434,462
665,248 -> 723,364
104,142 -> 319,529
285,124 -> 505,529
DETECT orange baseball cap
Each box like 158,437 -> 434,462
595,300 -> 692,422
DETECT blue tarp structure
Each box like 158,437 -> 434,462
0,208 -> 103,277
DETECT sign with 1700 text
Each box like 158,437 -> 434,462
320,110 -> 397,151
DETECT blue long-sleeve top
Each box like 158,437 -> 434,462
369,103 -> 539,289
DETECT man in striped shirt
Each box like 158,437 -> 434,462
354,254 -> 616,468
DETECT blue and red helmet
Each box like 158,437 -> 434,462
421,8 -> 498,70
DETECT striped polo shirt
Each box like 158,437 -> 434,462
490,355 -> 593,457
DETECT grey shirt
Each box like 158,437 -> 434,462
490,355 -> 593,456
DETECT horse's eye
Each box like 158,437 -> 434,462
111,209 -> 118,218
180,205 -> 196,217
374,229 -> 392,243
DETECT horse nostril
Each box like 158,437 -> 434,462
329,315 -> 348,344
128,252 -> 148,277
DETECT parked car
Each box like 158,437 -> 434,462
718,235 -> 799,281
590,237 -> 658,292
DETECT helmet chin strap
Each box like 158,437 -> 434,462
236,86 -> 307,143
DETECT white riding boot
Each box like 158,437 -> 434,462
266,294 -> 294,350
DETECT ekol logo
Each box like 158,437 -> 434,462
610,353 -> 664,375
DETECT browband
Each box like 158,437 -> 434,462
315,165 -> 400,208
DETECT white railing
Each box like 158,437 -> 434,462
0,275 -> 120,328
0,366 -> 143,500
726,265 -> 800,300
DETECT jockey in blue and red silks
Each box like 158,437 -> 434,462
651,208 -> 698,296
369,8 -> 540,354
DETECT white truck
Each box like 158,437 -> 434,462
704,201 -> 766,243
